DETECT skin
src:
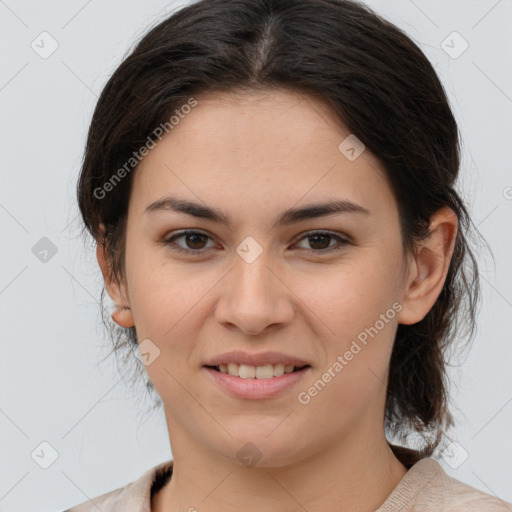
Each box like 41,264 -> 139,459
97,88 -> 458,512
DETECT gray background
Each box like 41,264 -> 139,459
0,1 -> 511,510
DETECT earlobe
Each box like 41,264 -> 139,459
397,207 -> 458,326
112,305 -> 135,329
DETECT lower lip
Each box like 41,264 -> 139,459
203,366 -> 311,400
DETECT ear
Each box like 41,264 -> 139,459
397,207 -> 458,325
96,230 -> 135,329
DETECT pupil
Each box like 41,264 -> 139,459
309,234 -> 330,250
187,233 -> 206,249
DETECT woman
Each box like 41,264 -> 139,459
65,0 -> 512,510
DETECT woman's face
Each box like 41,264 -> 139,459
109,88 -> 417,466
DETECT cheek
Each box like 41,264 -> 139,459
125,262 -> 225,389
298,256 -> 399,385
297,280 -> 397,427
300,257 -> 398,330
124,242 -> 201,332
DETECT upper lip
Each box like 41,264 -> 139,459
205,350 -> 310,367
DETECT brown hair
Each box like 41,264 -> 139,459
77,0 -> 487,456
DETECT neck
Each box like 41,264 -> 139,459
152,428 -> 409,512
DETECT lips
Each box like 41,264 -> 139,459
203,363 -> 312,399
204,350 -> 311,368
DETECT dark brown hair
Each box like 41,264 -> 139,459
77,0 -> 486,456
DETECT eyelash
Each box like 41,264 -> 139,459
161,229 -> 350,256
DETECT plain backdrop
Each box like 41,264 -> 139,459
0,1 -> 511,510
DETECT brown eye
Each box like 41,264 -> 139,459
163,230 -> 216,253
183,233 -> 209,249
308,234 -> 332,250
294,231 -> 349,253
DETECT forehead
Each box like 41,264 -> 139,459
131,88 -> 395,221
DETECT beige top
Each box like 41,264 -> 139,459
63,449 -> 512,511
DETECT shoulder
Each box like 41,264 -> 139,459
61,485 -> 125,512
378,457 -> 512,511
433,463 -> 512,511
61,459 -> 174,512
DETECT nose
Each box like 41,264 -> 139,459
214,251 -> 295,336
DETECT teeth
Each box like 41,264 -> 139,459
217,363 -> 301,379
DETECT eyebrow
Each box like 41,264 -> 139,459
144,195 -> 370,229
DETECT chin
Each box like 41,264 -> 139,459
213,429 -> 311,469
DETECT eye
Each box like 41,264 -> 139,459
162,230 -> 217,254
293,230 -> 349,253
161,229 -> 350,255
